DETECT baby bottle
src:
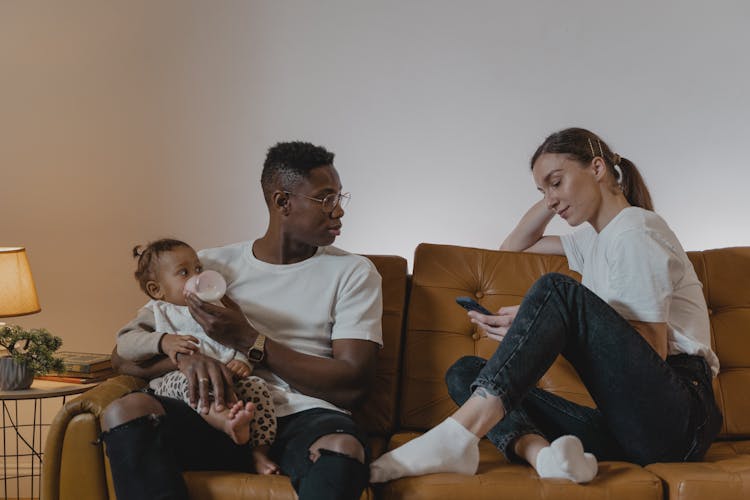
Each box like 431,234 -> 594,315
184,270 -> 227,302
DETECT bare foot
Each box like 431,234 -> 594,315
224,401 -> 254,445
226,359 -> 252,379
252,448 -> 280,475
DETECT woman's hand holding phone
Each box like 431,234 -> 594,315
456,297 -> 519,342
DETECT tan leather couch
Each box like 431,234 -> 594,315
42,245 -> 750,499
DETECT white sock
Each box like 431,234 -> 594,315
535,435 -> 598,483
369,417 -> 480,483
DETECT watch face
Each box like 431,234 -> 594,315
248,349 -> 264,363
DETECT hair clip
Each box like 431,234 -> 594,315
587,138 -> 595,157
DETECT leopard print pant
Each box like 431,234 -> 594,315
155,370 -> 276,447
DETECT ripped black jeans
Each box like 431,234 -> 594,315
100,395 -> 369,500
446,273 -> 722,466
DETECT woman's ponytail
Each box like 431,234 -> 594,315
616,156 -> 653,211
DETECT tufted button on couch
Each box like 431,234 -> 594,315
42,245 -> 750,499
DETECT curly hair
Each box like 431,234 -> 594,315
132,238 -> 191,298
260,141 -> 335,202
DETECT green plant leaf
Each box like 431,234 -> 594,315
0,324 -> 64,375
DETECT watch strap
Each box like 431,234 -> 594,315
247,333 -> 266,364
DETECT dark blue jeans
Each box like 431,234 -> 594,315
446,273 -> 722,466
101,395 -> 369,500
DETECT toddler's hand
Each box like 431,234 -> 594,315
160,333 -> 200,364
226,359 -> 252,378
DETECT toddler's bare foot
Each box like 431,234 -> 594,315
226,359 -> 253,378
224,401 -> 254,445
252,449 -> 280,475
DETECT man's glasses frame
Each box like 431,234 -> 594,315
284,191 -> 351,213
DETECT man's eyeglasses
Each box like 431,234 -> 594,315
284,191 -> 351,213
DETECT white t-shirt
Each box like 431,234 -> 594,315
197,242 -> 383,417
118,301 -> 249,391
151,300 -> 244,364
561,207 -> 719,376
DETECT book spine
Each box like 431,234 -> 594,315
35,375 -> 102,384
63,363 -> 110,374
57,369 -> 113,378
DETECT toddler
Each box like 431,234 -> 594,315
119,238 -> 278,474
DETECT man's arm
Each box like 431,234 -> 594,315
114,304 -> 236,411
111,346 -> 175,379
186,293 -> 380,410
266,338 -> 379,409
112,345 -> 236,412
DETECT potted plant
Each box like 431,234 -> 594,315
0,324 -> 64,390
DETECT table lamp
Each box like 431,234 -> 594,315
0,247 -> 41,321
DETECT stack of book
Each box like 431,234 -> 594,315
36,351 -> 114,384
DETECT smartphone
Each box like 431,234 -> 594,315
455,296 -> 494,315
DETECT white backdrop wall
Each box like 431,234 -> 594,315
2,0 -> 749,353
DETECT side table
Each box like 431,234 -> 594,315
1,380 -> 98,500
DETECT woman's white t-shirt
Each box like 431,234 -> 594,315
560,207 -> 719,376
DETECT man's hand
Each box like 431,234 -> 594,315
469,305 -> 520,342
175,351 -> 237,414
159,333 -> 200,364
185,293 -> 257,351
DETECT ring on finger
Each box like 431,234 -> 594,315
198,377 -> 210,384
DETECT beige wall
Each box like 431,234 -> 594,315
2,0 -> 749,355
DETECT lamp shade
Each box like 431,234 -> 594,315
0,247 -> 41,318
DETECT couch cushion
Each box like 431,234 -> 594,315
354,255 -> 408,436
645,440 -> 750,500
378,432 -> 663,500
400,243 -> 590,430
183,471 -> 375,499
687,248 -> 750,438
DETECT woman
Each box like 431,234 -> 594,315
370,127 -> 722,483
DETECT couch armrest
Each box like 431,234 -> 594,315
42,375 -> 147,500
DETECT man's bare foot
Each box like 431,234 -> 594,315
252,448 -> 280,475
224,401 -> 254,445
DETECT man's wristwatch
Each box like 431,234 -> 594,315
247,334 -> 266,364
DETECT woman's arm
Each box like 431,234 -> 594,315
500,199 -> 563,255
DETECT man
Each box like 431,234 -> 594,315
102,141 -> 383,500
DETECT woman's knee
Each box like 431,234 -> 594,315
535,272 -> 579,291
309,433 -> 365,463
536,272 -> 569,287
101,392 -> 165,431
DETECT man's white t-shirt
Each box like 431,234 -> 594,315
198,242 -> 383,417
560,207 -> 719,376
